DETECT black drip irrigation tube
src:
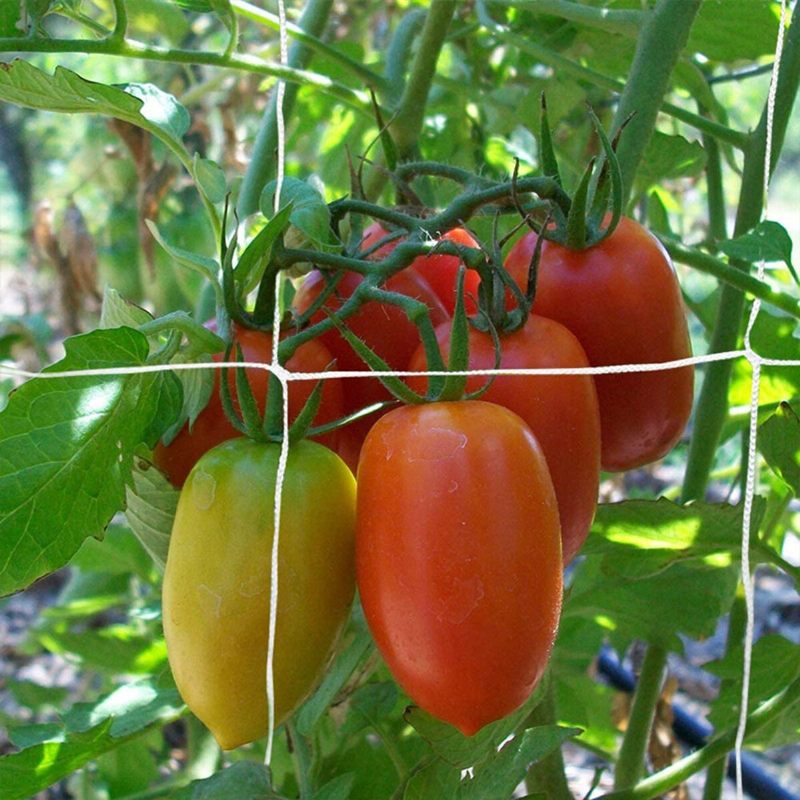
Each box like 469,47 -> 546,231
597,647 -> 799,800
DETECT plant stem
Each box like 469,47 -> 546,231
237,0 -> 334,217
385,9 -> 427,103
523,672 -> 572,799
365,0 -> 458,199
491,0 -> 643,37
661,238 -> 800,321
0,36 -> 371,114
111,0 -> 127,41
681,7 -> 800,502
597,673 -> 800,800
287,721 -> 314,799
613,645 -> 667,790
474,2 -> 748,150
230,0 -> 387,92
611,0 -> 702,203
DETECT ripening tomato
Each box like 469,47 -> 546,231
163,438 -> 356,750
154,324 -> 343,487
361,222 -> 482,315
356,401 -> 563,735
505,217 -> 694,471
408,315 -> 600,563
293,268 -> 448,470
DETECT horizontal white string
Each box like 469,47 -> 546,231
0,347 -> 773,384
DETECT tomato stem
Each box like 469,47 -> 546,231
612,644 -> 668,790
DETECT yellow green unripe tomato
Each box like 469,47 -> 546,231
162,438 -> 356,749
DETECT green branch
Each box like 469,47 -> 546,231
661,238 -> 800,321
490,0 -> 643,37
597,673 -> 800,800
0,37 -> 372,114
237,0 -> 335,217
613,646 -> 667,790
231,0 -> 387,92
611,0 -> 703,202
365,0 -> 458,199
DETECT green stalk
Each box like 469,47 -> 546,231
365,0 -> 458,199
287,721 -> 314,799
237,0 -> 334,217
681,7 -> 800,502
0,36 -> 371,114
385,9 -> 427,103
491,0 -> 643,37
597,673 -> 800,800
696,108 -> 730,800
611,0 -> 702,202
613,645 -> 668,790
523,672 -> 572,800
230,0 -> 387,92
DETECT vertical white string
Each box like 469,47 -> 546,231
264,0 -> 291,769
734,1 -> 788,795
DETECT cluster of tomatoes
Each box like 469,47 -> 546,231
158,216 -> 694,747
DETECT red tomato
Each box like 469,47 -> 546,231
408,316 -> 600,564
505,217 -> 694,471
154,325 -> 343,487
361,222 -> 482,315
293,268 -> 448,471
357,401 -> 563,735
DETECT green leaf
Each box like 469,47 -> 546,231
458,726 -> 578,799
260,177 -> 331,248
296,617 -> 374,734
172,762 -> 285,799
6,680 -> 69,712
567,499 -> 759,650
759,401 -> 800,495
96,735 -> 159,797
708,635 -> 800,749
0,681 -> 184,800
634,132 -> 707,194
36,625 -> 168,674
341,682 -> 399,737
312,773 -> 356,800
147,221 -> 220,283
404,759 -> 461,800
719,221 -> 797,282
0,328 -> 180,596
70,524 -> 154,582
100,287 -> 154,332
125,458 -> 179,571
0,61 -> 192,167
688,0 -> 781,62
194,155 -> 228,205
554,672 -> 617,758
0,2 -> 23,35
235,204 -> 293,296
406,685 -> 546,770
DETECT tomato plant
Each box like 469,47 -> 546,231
356,401 -> 563,736
154,324 -> 343,486
408,315 -> 600,564
162,437 -> 356,750
361,222 -> 482,314
293,268 -> 448,469
505,217 -> 694,471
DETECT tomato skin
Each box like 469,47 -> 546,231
408,316 -> 600,564
356,401 -> 563,735
293,268 -> 448,471
163,438 -> 356,750
154,325 -> 343,487
362,222 -> 482,315
505,217 -> 694,471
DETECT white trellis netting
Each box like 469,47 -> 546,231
0,1 -> 795,796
